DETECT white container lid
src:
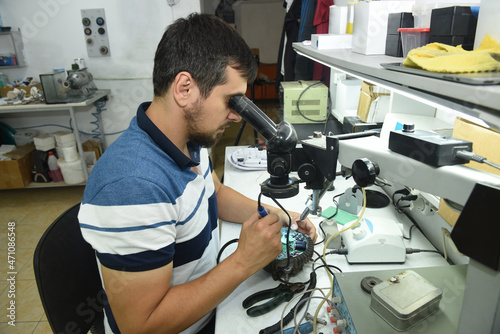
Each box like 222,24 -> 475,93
34,134 -> 55,146
54,131 -> 75,145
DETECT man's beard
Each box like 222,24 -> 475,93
184,99 -> 229,148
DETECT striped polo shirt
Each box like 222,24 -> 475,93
78,102 -> 219,333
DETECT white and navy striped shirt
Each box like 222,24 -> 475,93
78,102 -> 219,333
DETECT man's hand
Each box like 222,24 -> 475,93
235,211 -> 283,276
275,211 -> 318,243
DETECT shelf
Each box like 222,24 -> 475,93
293,43 -> 500,129
0,30 -> 26,68
0,89 -> 111,114
0,90 -> 110,188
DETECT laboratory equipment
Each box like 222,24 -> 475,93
263,228 -> 314,280
342,217 -> 406,264
40,68 -> 97,104
279,81 -> 328,124
229,93 -> 500,333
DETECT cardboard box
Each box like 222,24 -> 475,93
0,143 -> 35,189
357,81 -> 390,122
82,140 -> 103,161
437,117 -> 500,226
352,1 -> 415,55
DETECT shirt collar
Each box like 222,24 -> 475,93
136,102 -> 200,168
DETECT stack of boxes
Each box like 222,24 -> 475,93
53,131 -> 85,184
32,131 -> 85,184
429,6 -> 478,51
385,12 -> 414,57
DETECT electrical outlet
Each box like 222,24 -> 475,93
81,8 -> 111,58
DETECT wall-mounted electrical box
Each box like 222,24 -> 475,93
81,8 -> 111,58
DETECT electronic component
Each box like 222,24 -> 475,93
264,228 -> 314,280
388,125 -> 473,167
279,81 -> 328,124
342,217 -> 406,264
40,68 -> 97,104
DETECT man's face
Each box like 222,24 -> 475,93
184,66 -> 248,147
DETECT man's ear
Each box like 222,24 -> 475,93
173,72 -> 197,107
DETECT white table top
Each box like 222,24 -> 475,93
215,146 -> 449,334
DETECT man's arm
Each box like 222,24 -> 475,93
213,171 -> 317,242
101,210 -> 283,334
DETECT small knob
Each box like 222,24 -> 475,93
352,228 -> 366,240
403,123 -> 415,133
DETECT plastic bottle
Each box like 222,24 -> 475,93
47,151 -> 64,182
323,218 -> 341,249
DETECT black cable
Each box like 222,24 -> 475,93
216,238 -> 239,264
296,81 -> 327,123
315,221 -> 326,246
314,264 -> 343,274
312,251 -> 342,275
456,150 -> 500,171
406,248 -> 443,255
265,192 -> 292,270
403,224 -> 416,240
392,188 -> 410,205
325,198 -> 339,220
277,275 -> 310,286
259,272 -> 317,334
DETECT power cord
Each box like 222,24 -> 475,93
456,150 -> 500,170
296,81 -> 328,123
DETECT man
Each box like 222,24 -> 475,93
78,13 -> 317,334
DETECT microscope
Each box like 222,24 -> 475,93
229,95 -> 376,218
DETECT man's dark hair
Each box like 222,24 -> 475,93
153,13 -> 258,98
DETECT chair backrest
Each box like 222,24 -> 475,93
34,203 -> 104,334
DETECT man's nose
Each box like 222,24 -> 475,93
228,109 -> 242,122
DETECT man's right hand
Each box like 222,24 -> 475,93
235,211 -> 283,276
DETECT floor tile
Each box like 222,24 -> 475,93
33,321 -> 52,334
0,279 -> 44,323
0,247 -> 33,281
0,321 -> 38,333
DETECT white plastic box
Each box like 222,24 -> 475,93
352,0 -> 415,55
311,34 -> 352,50
33,134 -> 55,151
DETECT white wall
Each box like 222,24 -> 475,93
233,0 -> 284,64
0,0 -> 200,148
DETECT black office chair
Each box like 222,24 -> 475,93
34,203 -> 105,334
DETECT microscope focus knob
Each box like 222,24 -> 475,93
271,158 -> 288,176
298,163 -> 316,182
352,158 -> 380,188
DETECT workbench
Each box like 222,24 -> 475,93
215,146 -> 456,334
